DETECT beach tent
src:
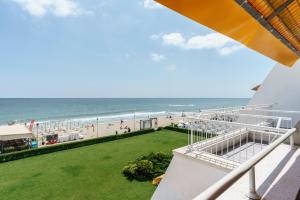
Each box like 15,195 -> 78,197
0,124 -> 33,141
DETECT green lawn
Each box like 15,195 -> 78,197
0,130 -> 187,200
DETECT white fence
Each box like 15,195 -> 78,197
186,105 -> 296,199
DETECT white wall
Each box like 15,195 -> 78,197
249,59 -> 300,144
151,150 -> 230,200
250,59 -> 300,112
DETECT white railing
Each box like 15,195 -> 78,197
193,128 -> 296,200
199,104 -> 271,113
189,117 -> 289,134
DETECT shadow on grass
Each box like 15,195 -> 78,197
60,165 -> 84,177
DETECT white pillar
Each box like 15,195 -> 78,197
247,167 -> 260,200
290,135 -> 296,150
276,117 -> 282,129
191,126 -> 194,145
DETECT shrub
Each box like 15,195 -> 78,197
4,146 -> 15,153
122,152 -> 172,181
122,160 -> 154,181
136,160 -> 154,180
164,126 -> 188,134
122,164 -> 138,178
156,127 -> 163,131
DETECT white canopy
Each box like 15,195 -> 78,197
0,124 -> 33,141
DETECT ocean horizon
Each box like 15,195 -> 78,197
0,98 -> 250,125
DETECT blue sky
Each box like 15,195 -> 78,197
0,0 -> 275,98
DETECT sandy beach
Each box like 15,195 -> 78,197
82,115 -> 185,138
32,115 -> 187,146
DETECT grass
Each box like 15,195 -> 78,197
0,129 -> 187,200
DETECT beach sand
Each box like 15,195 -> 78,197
78,115 -> 185,138
34,115 -> 187,146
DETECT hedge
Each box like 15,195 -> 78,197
163,126 -> 189,134
0,129 -> 155,163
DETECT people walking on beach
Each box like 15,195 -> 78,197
154,120 -> 158,128
120,120 -> 124,129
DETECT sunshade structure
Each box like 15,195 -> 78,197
0,124 -> 33,141
155,0 -> 300,66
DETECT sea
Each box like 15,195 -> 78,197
0,98 -> 249,125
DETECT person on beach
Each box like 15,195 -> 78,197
120,120 -> 123,129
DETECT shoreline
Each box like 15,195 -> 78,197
0,111 -> 183,126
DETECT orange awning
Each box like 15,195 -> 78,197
155,0 -> 299,67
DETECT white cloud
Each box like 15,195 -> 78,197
150,33 -> 161,40
185,33 -> 232,49
143,0 -> 163,9
158,32 -> 243,55
218,45 -> 244,56
162,33 -> 185,47
12,0 -> 92,17
151,53 -> 165,62
166,64 -> 176,71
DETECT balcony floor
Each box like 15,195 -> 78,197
218,144 -> 300,200
221,142 -> 268,163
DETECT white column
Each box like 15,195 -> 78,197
290,135 -> 296,150
191,126 -> 194,145
276,117 -> 282,129
247,167 -> 260,200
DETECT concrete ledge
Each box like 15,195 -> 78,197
152,147 -> 231,200
218,144 -> 300,200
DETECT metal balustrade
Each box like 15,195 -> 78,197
193,128 -> 296,200
184,105 -> 296,200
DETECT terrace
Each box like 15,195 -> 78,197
186,104 -> 292,168
153,105 -> 300,199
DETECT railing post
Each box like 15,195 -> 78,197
290,134 -> 296,150
191,126 -> 194,145
247,167 -> 260,200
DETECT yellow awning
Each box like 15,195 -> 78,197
155,0 -> 299,67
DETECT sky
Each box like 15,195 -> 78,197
0,0 -> 275,98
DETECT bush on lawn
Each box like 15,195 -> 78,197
163,126 -> 188,134
123,160 -> 154,181
122,152 -> 172,181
